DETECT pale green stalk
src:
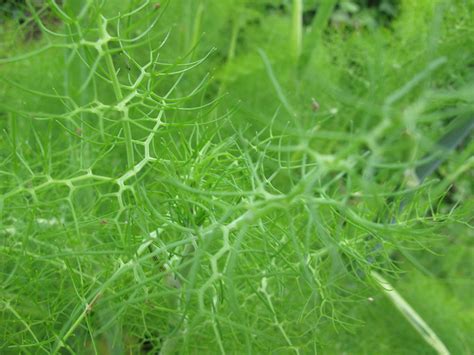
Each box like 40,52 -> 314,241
371,271 -> 450,355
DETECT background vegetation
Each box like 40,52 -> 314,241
0,0 -> 473,353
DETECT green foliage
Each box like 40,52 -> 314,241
0,0 -> 472,353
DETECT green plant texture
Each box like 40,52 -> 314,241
0,1 -> 473,354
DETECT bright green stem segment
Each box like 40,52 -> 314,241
101,18 -> 134,168
228,17 -> 241,62
292,0 -> 303,63
104,50 -> 122,101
